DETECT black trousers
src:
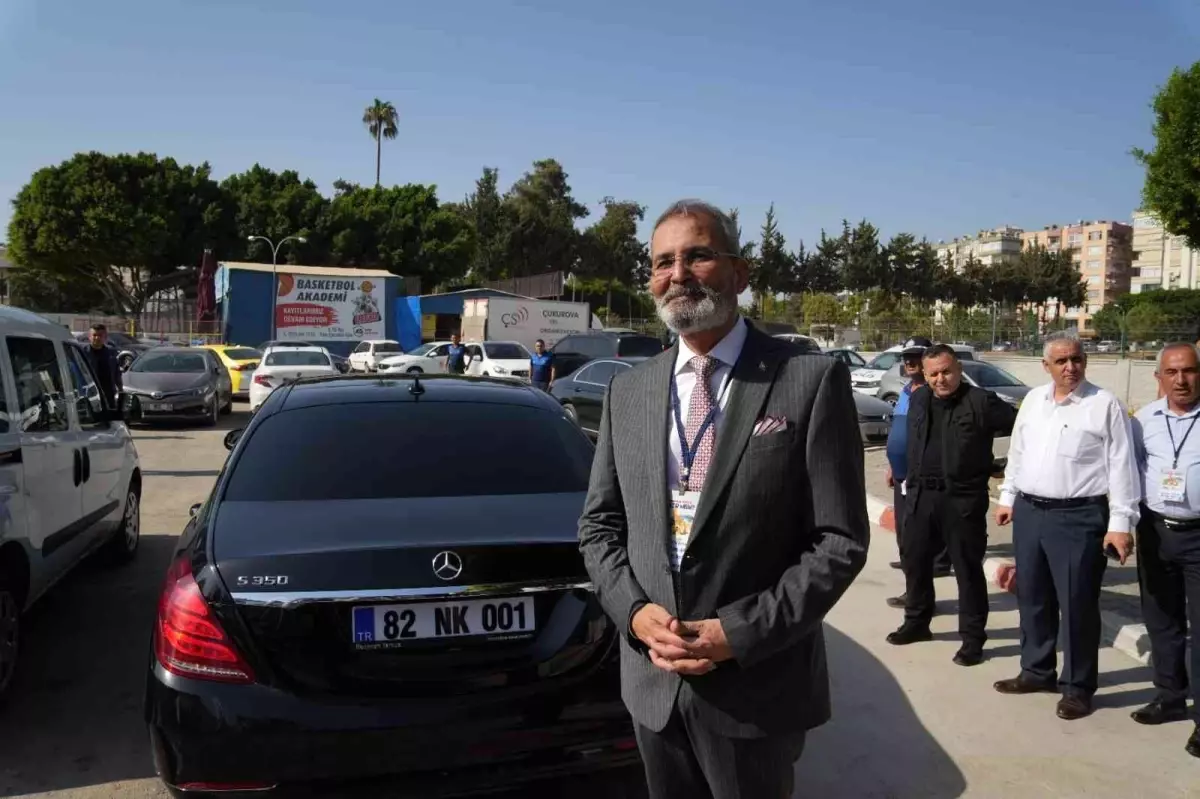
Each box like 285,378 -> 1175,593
1013,495 -> 1108,697
1136,508 -> 1200,716
902,487 -> 989,646
634,688 -> 807,799
531,380 -> 550,392
894,480 -> 951,571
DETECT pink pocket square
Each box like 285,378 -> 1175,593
752,416 -> 788,436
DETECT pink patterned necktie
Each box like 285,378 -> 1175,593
683,355 -> 718,491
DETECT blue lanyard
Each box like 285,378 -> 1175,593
670,370 -> 721,492
1164,412 -> 1200,470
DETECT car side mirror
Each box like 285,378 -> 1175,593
223,428 -> 243,451
189,503 -> 202,517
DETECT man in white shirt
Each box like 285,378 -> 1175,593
992,332 -> 1140,721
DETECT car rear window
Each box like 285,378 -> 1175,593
616,336 -> 663,357
375,342 -> 401,353
224,403 -> 593,501
484,342 -> 529,359
224,348 -> 261,360
265,351 -> 330,366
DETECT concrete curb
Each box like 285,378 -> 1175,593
866,492 -> 1152,666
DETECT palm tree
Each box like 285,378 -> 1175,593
362,98 -> 399,188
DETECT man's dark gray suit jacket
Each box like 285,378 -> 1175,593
578,324 -> 870,739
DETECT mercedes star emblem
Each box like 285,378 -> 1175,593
152,391 -> 163,399
432,551 -> 463,581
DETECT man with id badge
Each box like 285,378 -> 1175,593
1130,343 -> 1200,758
578,200 -> 868,799
993,332 -> 1140,721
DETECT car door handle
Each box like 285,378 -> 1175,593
73,449 -> 82,487
0,447 -> 21,466
81,447 -> 91,483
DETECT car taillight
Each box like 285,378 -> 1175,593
253,374 -> 272,387
154,557 -> 254,684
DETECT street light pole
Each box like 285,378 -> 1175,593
247,234 -> 306,340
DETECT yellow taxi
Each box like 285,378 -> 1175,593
203,345 -> 262,398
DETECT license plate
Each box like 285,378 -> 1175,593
351,596 -> 535,645
142,402 -> 173,412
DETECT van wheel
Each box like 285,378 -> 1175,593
205,397 -> 219,427
563,403 -> 579,424
118,352 -> 135,372
406,367 -> 423,374
0,574 -> 21,698
881,394 -> 899,407
221,394 -> 233,415
102,483 -> 141,565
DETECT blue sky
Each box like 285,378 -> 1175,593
2,0 -> 1198,251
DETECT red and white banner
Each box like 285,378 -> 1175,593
275,273 -> 385,341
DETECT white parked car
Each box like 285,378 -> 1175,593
250,346 -> 340,411
850,343 -> 976,397
376,341 -> 453,375
348,340 -> 402,373
464,341 -> 532,380
0,306 -> 142,698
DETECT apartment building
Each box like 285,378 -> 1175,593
1021,220 -> 1133,331
935,226 -> 1024,272
1130,210 -> 1200,293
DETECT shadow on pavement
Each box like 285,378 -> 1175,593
0,533 -> 179,794
798,626 -> 968,799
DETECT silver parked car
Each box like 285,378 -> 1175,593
122,348 -> 233,426
877,359 -> 1029,409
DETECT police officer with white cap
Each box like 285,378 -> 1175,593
1131,342 -> 1200,758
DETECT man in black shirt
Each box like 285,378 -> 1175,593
886,344 -> 1016,666
87,324 -> 122,404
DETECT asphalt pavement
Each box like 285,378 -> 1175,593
0,413 -> 1195,798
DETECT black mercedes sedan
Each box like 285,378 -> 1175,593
145,374 -> 636,797
548,356 -> 649,438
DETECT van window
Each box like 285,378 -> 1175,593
7,337 -> 67,433
64,344 -> 106,426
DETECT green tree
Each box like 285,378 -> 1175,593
1134,63 -> 1200,249
843,220 -> 884,293
726,209 -> 759,261
220,164 -> 328,263
580,197 -> 646,320
1125,303 -> 1169,342
319,182 -> 472,290
1089,304 -> 1125,340
458,167 -> 510,280
800,292 -> 846,326
6,151 -> 235,315
802,229 -> 844,294
503,159 -> 589,276
750,204 -> 793,315
362,98 -> 399,188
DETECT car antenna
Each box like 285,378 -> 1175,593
409,372 -> 425,396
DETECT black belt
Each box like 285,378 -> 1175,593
1144,507 -> 1200,532
1019,492 -> 1106,510
915,476 -> 947,491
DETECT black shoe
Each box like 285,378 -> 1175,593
953,646 -> 983,667
886,594 -> 907,608
890,561 -> 903,570
994,676 -> 1057,695
1056,695 -> 1093,721
1186,726 -> 1200,759
1131,699 -> 1189,726
886,625 -> 932,646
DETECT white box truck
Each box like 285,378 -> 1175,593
461,297 -> 592,351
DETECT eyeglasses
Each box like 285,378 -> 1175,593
651,247 -> 740,274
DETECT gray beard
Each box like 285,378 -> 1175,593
655,287 -> 736,335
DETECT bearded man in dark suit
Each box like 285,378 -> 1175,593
578,199 -> 869,799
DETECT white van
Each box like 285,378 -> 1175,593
0,307 -> 141,697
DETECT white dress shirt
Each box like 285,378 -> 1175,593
998,381 -> 1141,533
1133,398 -> 1200,519
666,317 -> 749,491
